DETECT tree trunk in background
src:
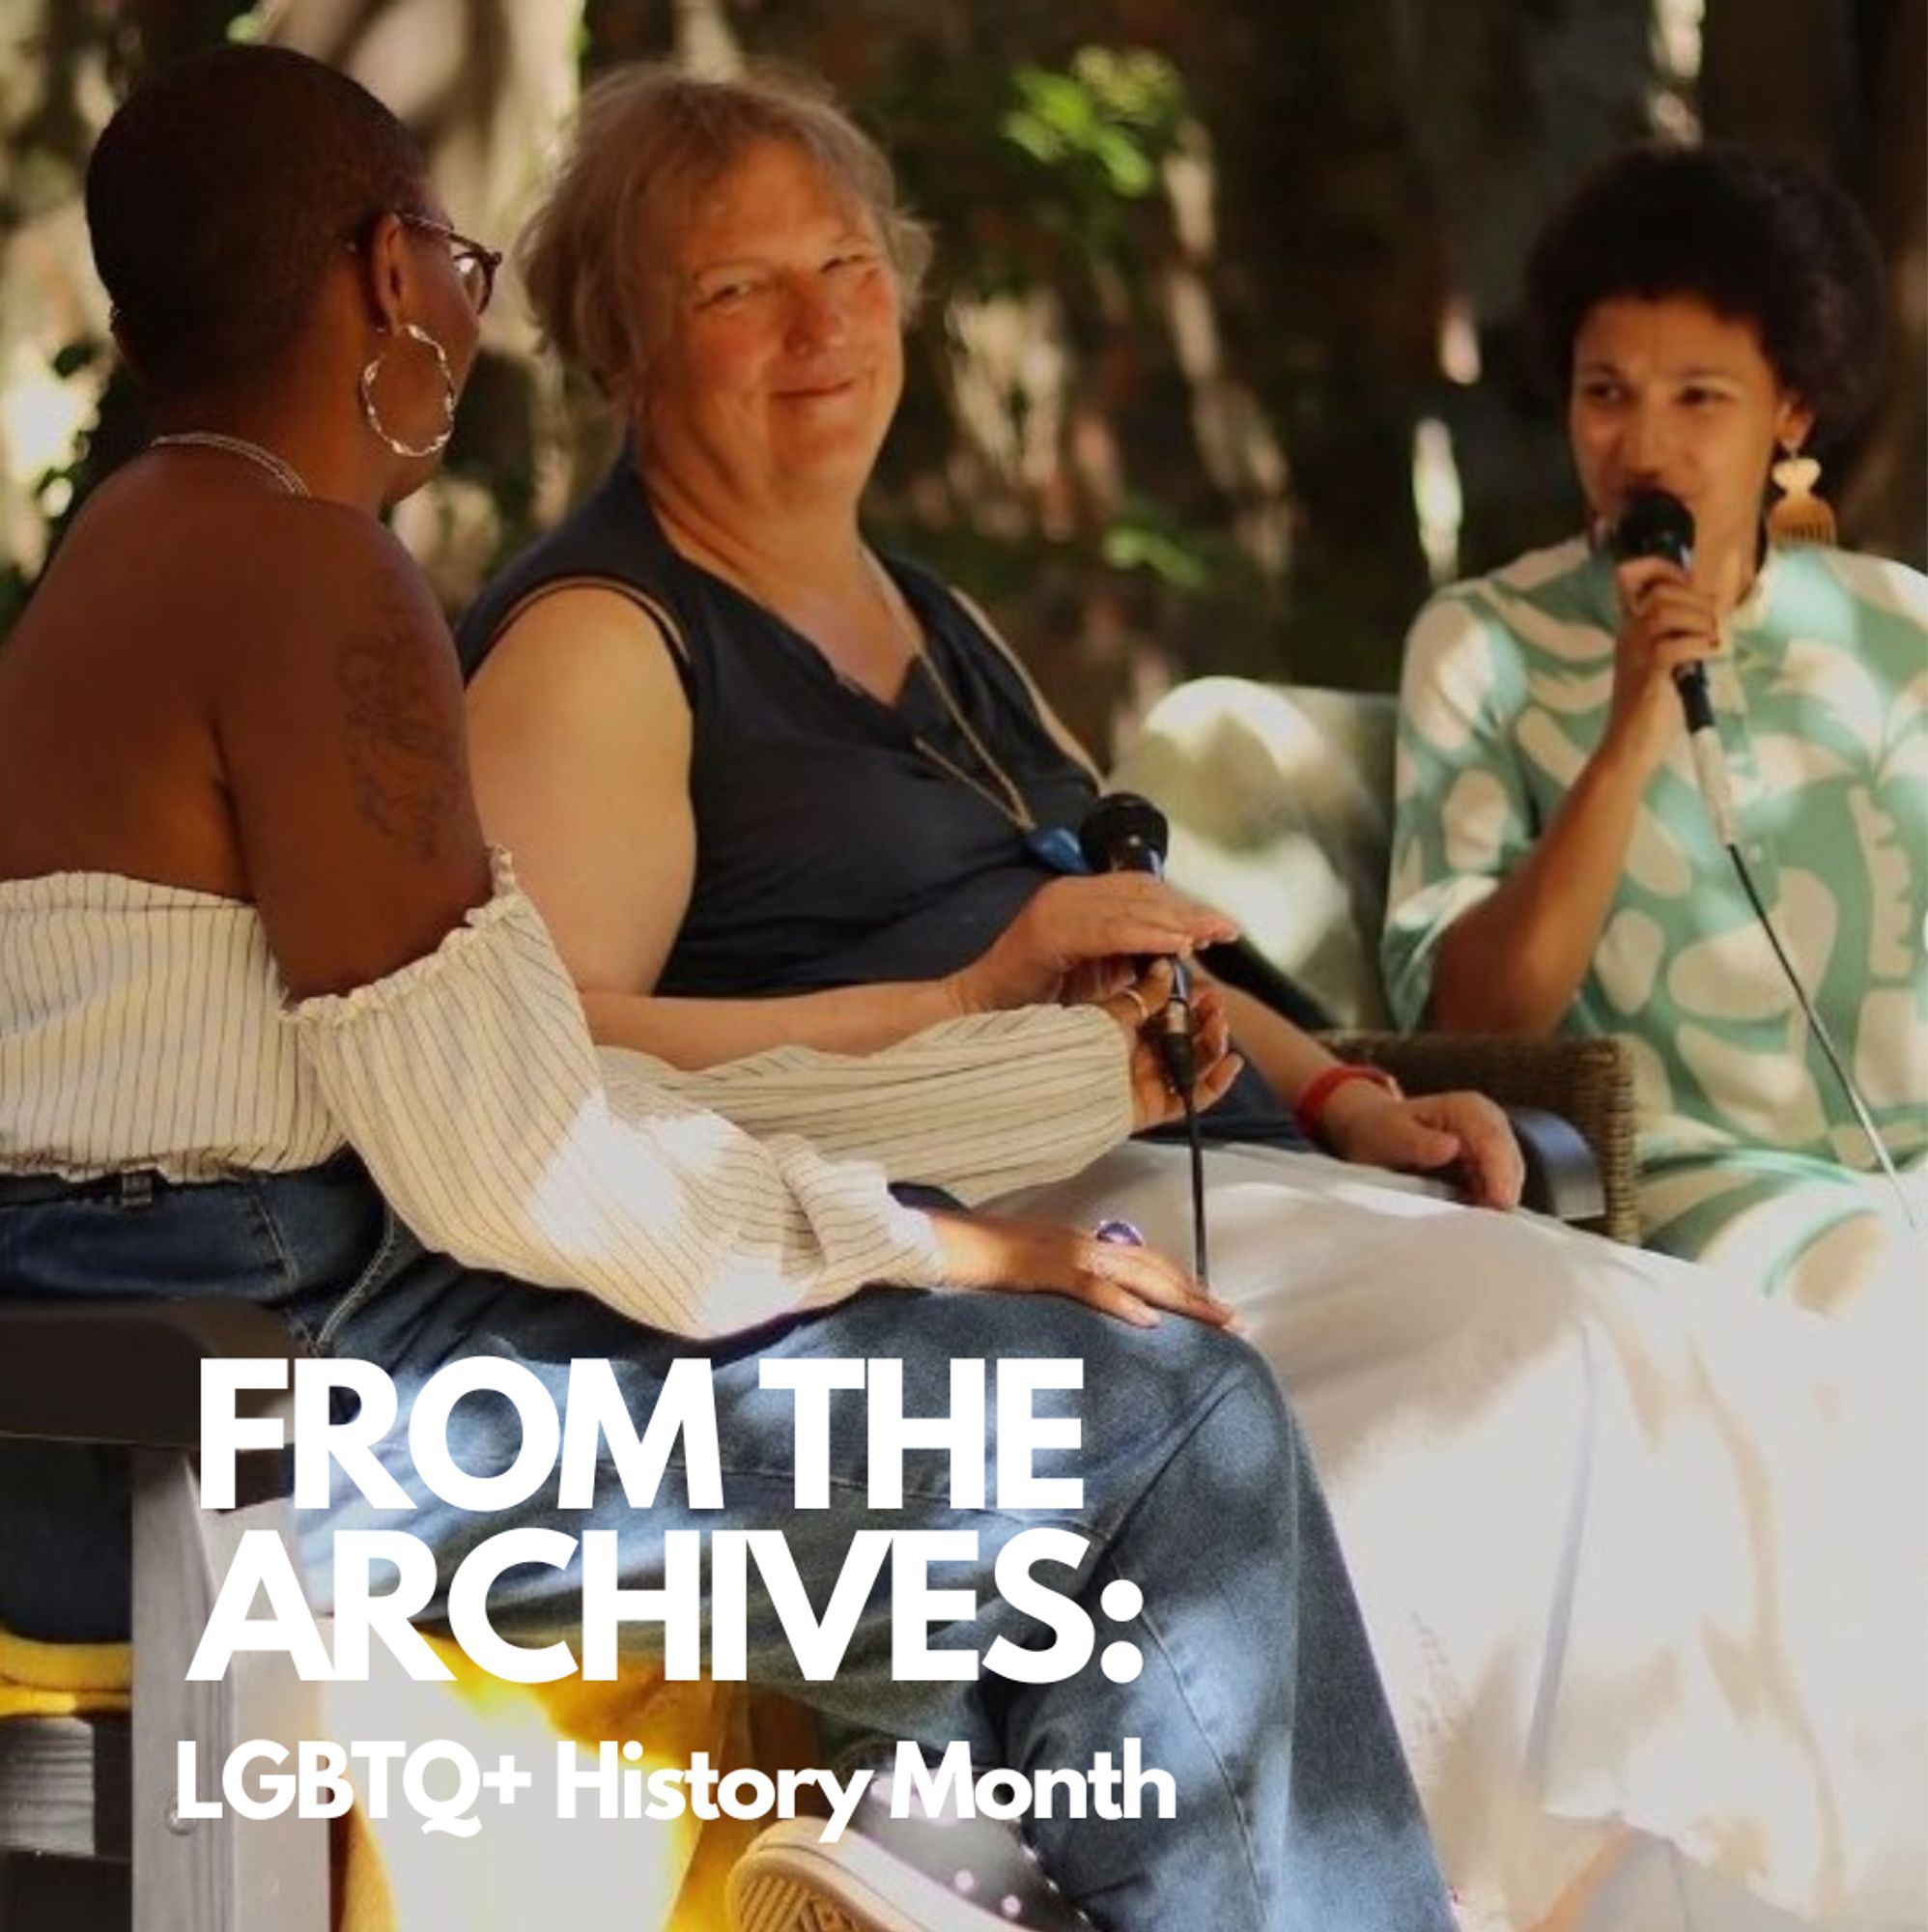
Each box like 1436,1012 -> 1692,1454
1702,0 -> 1926,563
1178,0 -> 1436,694
1395,0 -> 1654,581
1183,0 -> 1661,689
1702,0 -> 1859,156
1843,0 -> 1925,561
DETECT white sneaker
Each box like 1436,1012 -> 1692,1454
728,1803 -> 1096,1932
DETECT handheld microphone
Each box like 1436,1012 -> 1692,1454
1607,488 -> 1735,842
1078,793 -> 1196,1093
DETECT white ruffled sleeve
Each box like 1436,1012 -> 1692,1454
286,856 -> 944,1338
612,1005 -> 1132,1207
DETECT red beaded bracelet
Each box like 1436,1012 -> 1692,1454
1293,1062 -> 1402,1144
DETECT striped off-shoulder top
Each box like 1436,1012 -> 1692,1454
0,853 -> 1134,1337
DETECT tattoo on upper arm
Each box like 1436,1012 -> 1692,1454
336,596 -> 465,862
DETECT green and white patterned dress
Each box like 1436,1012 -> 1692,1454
1385,536 -> 1927,1295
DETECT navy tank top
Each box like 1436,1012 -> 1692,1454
458,456 -> 1295,1142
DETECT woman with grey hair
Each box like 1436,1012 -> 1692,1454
470,63 -> 1523,1193
462,64 -> 1925,1932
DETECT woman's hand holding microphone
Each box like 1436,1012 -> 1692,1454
1602,553 -> 1724,780
944,874 -> 1237,1014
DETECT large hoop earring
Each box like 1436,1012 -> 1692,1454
358,322 -> 456,459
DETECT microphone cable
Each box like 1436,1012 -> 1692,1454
1610,491 -> 1915,1230
1150,986 -> 1211,1290
1080,793 -> 1212,1285
1184,1086 -> 1208,1290
1720,836 -> 1917,1231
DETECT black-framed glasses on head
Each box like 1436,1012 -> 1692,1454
396,211 -> 503,315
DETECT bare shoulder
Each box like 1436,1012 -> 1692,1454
263,499 -> 447,647
278,508 -> 454,716
216,500 -> 473,867
468,582 -> 691,755
472,582 -> 685,701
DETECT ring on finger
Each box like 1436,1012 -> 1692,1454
1120,986 -> 1150,1023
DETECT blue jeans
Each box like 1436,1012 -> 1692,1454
0,1154 -> 1450,1931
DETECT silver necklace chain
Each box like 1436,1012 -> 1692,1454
149,431 -> 310,497
674,521 -> 1040,834
861,550 -> 1037,833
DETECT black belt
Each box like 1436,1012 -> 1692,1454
0,1149 -> 363,1209
0,1169 -> 166,1208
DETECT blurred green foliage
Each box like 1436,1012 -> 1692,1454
3,0 -> 1920,758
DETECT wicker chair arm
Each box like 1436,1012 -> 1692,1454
1318,1030 -> 1641,1245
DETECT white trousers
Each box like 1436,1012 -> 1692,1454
997,1141 -> 1928,1932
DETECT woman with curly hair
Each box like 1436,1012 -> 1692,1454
1386,141 -> 1925,1312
